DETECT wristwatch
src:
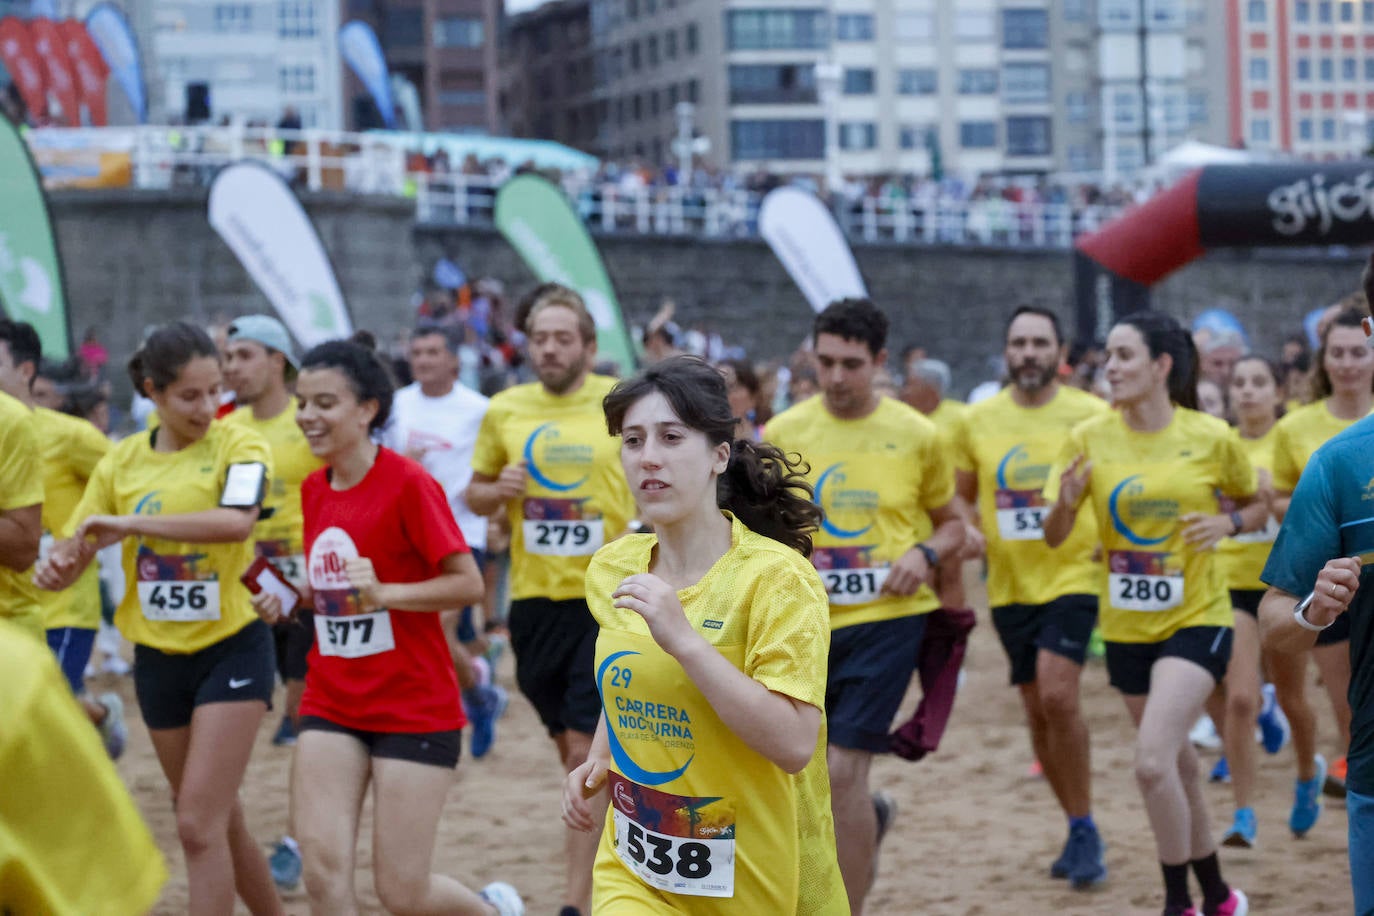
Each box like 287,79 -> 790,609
916,542 -> 939,568
1292,591 -> 1334,632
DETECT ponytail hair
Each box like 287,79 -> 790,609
1115,311 -> 1199,410
127,321 -> 218,394
603,355 -> 822,556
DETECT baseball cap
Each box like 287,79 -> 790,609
226,315 -> 299,369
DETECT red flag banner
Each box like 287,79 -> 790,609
28,18 -> 80,126
57,19 -> 109,126
0,17 -> 48,119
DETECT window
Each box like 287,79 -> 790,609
835,13 -> 874,40
649,90 -> 659,116
1249,57 -> 1269,80
1319,1 -> 1332,22
1296,0 -> 1311,20
439,89 -> 485,106
687,78 -> 698,102
1149,0 -> 1183,25
839,122 -> 877,149
1100,0 -> 1137,28
1322,117 -> 1336,139
897,68 -> 938,95
1342,0 -> 1355,20
278,64 -> 315,93
728,64 -> 817,103
1003,63 -> 1050,103
960,121 -> 997,148
1320,58 -> 1334,80
1064,0 -> 1089,21
1002,9 -> 1048,49
1187,89 -> 1208,125
1299,118 -> 1314,140
899,124 -> 931,149
383,8 -> 423,47
1365,58 -> 1374,79
1006,115 -> 1051,155
434,16 -> 484,48
632,94 -> 641,120
730,119 -> 825,158
1113,87 -> 1140,127
213,4 -> 253,32
1067,144 -> 1093,171
954,10 -> 995,40
843,67 -> 875,94
627,0 -> 637,18
630,41 -> 641,70
1066,90 -> 1091,123
1298,58 -> 1312,79
1114,143 -> 1143,172
686,23 -> 698,53
1250,118 -> 1271,142
958,69 -> 998,94
666,30 -> 677,57
726,10 -> 827,50
1247,0 -> 1266,21
893,11 -> 935,41
277,0 -> 316,38
1365,1 -> 1374,21
647,35 -> 659,66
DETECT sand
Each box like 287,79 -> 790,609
101,568 -> 1353,915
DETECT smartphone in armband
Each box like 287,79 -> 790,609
222,462 -> 268,509
241,555 -> 302,616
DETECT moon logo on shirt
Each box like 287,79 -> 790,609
598,650 -> 694,786
995,445 -> 1029,490
523,423 -> 590,493
815,463 -> 874,539
1108,474 -> 1170,547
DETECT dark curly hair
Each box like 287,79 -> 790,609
299,339 -> 395,432
814,297 -> 888,356
603,355 -> 823,556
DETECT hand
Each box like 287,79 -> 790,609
562,756 -> 609,832
33,537 -> 96,591
882,546 -> 932,597
493,462 -> 528,502
1056,455 -> 1092,511
1303,557 -> 1363,628
960,522 -> 987,560
613,573 -> 698,657
345,557 -> 386,611
74,514 -> 132,549
1180,513 -> 1233,552
251,590 -> 285,625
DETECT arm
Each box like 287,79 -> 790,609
563,714 -> 613,831
464,464 -> 527,517
1259,557 -> 1362,654
1180,493 -> 1266,552
346,551 -> 484,612
885,501 -> 967,597
88,507 -> 260,544
0,503 -> 41,571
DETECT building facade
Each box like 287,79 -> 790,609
1230,0 -> 1374,158
500,0 -> 598,151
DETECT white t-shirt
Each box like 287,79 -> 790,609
384,381 -> 489,551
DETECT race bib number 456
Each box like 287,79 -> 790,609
608,773 -> 735,898
138,581 -> 221,622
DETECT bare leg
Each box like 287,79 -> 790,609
1035,650 -> 1091,818
1266,648 -> 1319,780
1311,641 -> 1353,751
1221,613 -> 1262,811
292,730 -> 371,916
557,729 -> 604,914
827,744 -> 876,914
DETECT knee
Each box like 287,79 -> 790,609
175,804 -> 227,859
1134,747 -> 1173,794
1038,684 -> 1080,723
826,748 -> 867,794
374,866 -> 428,915
301,844 -> 352,905
1227,689 -> 1258,724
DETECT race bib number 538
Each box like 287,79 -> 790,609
608,773 -> 735,898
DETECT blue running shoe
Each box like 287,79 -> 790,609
1289,753 -> 1327,837
1256,683 -> 1290,755
467,684 -> 508,759
1065,822 -> 1107,889
1210,756 -> 1230,784
272,715 -> 297,747
1051,831 -> 1073,879
1221,807 -> 1257,848
269,837 -> 302,891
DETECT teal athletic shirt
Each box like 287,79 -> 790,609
1262,414 -> 1374,797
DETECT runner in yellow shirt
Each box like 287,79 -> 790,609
564,355 -> 847,914
0,320 -> 125,758
35,322 -> 285,916
1044,311 -> 1254,916
1268,307 -> 1374,816
950,306 -> 1111,888
0,383 -> 42,639
467,285 -> 634,916
764,299 -> 963,913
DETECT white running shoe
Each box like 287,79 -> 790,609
479,882 -> 524,916
1189,714 -> 1222,750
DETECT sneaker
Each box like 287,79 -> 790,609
1256,683 -> 1290,754
272,715 -> 297,747
479,881 -> 524,916
483,633 -> 507,671
1207,888 -> 1249,916
1289,754 -> 1327,837
872,790 -> 897,844
1087,627 -> 1106,660
1209,756 -> 1230,784
99,654 -> 131,676
1190,715 -> 1222,750
269,837 -> 302,891
1220,807 -> 1257,849
1050,832 -> 1072,880
467,684 -> 508,760
96,692 -> 127,759
1064,822 -> 1107,889
1323,755 -> 1347,799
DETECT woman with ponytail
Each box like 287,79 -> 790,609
561,355 -> 847,914
1044,312 -> 1258,916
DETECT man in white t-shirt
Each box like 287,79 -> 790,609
385,323 -> 508,757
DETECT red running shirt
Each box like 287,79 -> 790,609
299,447 -> 468,732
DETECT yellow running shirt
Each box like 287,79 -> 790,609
36,408 -> 111,630
1271,398 -> 1374,492
926,398 -> 967,444
950,386 -> 1109,607
1219,428 -> 1281,592
585,515 -> 847,915
68,422 -> 272,653
1044,408 -> 1256,644
0,620 -> 167,914
0,392 -> 43,638
472,374 -> 633,602
223,405 -> 322,588
764,396 -> 954,628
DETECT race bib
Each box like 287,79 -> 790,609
522,519 -> 605,556
609,773 -> 735,898
1108,550 -> 1183,613
138,580 -> 221,622
994,489 -> 1046,541
270,554 -> 308,590
819,567 -> 889,605
314,610 -> 396,658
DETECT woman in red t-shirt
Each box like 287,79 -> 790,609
251,340 -> 524,916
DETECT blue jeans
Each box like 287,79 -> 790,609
1351,788 -> 1374,915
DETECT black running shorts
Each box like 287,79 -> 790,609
991,594 -> 1098,686
134,620 -> 276,729
1104,626 -> 1233,697
508,597 -> 601,737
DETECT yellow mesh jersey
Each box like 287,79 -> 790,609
0,393 -> 43,638
472,374 -> 633,601
35,408 -> 111,630
585,515 -> 848,915
764,396 -> 954,628
950,386 -> 1109,607
223,405 -> 322,582
1271,398 -> 1374,492
0,620 -> 167,914
1044,408 -> 1256,643
1219,427 -> 1281,592
69,422 -> 272,653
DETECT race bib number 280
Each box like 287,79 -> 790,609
608,773 -> 735,898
